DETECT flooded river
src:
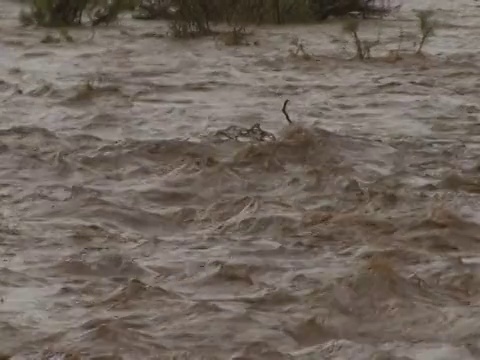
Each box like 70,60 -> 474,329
1,0 -> 480,358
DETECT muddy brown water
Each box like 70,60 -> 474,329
1,0 -> 480,359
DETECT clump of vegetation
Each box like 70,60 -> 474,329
132,0 -> 176,20
216,26 -> 250,46
167,0 -> 215,38
215,1 -> 255,46
18,8 -> 37,26
339,8 -> 436,62
18,0 -> 139,27
58,27 -> 74,41
310,0 -> 363,21
164,0 -> 395,26
165,0 -> 398,39
19,0 -> 87,27
166,0 -> 261,39
342,17 -> 378,60
71,79 -> 96,101
342,17 -> 363,59
88,0 -> 123,26
18,0 -> 398,32
415,9 -> 435,54
288,37 -> 313,60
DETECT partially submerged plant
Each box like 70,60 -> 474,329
164,0 -> 400,39
72,79 -> 96,101
21,0 -> 88,27
340,16 -> 385,60
19,0 -> 133,27
216,26 -> 249,46
167,0 -> 215,38
362,39 -> 380,59
415,9 -> 435,54
288,37 -> 313,60
311,0 -> 397,21
40,33 -> 61,43
88,0 -> 123,26
342,17 -> 365,60
18,8 -> 36,26
132,0 -> 176,20
58,27 -> 74,41
390,25 -> 405,60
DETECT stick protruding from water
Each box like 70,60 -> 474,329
282,99 -> 292,124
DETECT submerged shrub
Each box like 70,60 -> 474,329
168,0 -> 215,38
159,0 -> 397,31
19,0 -> 139,27
20,0 -> 88,27
19,0 -> 399,29
132,0 -> 176,20
415,9 -> 435,54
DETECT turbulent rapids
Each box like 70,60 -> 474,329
1,0 -> 480,358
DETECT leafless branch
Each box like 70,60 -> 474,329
282,99 -> 292,124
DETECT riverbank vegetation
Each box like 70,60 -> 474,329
18,0 -> 435,60
18,0 -> 396,28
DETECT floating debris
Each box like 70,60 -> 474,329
214,99 -> 294,142
215,123 -> 276,142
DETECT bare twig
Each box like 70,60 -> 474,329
282,99 -> 292,124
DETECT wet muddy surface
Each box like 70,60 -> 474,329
1,0 -> 480,359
